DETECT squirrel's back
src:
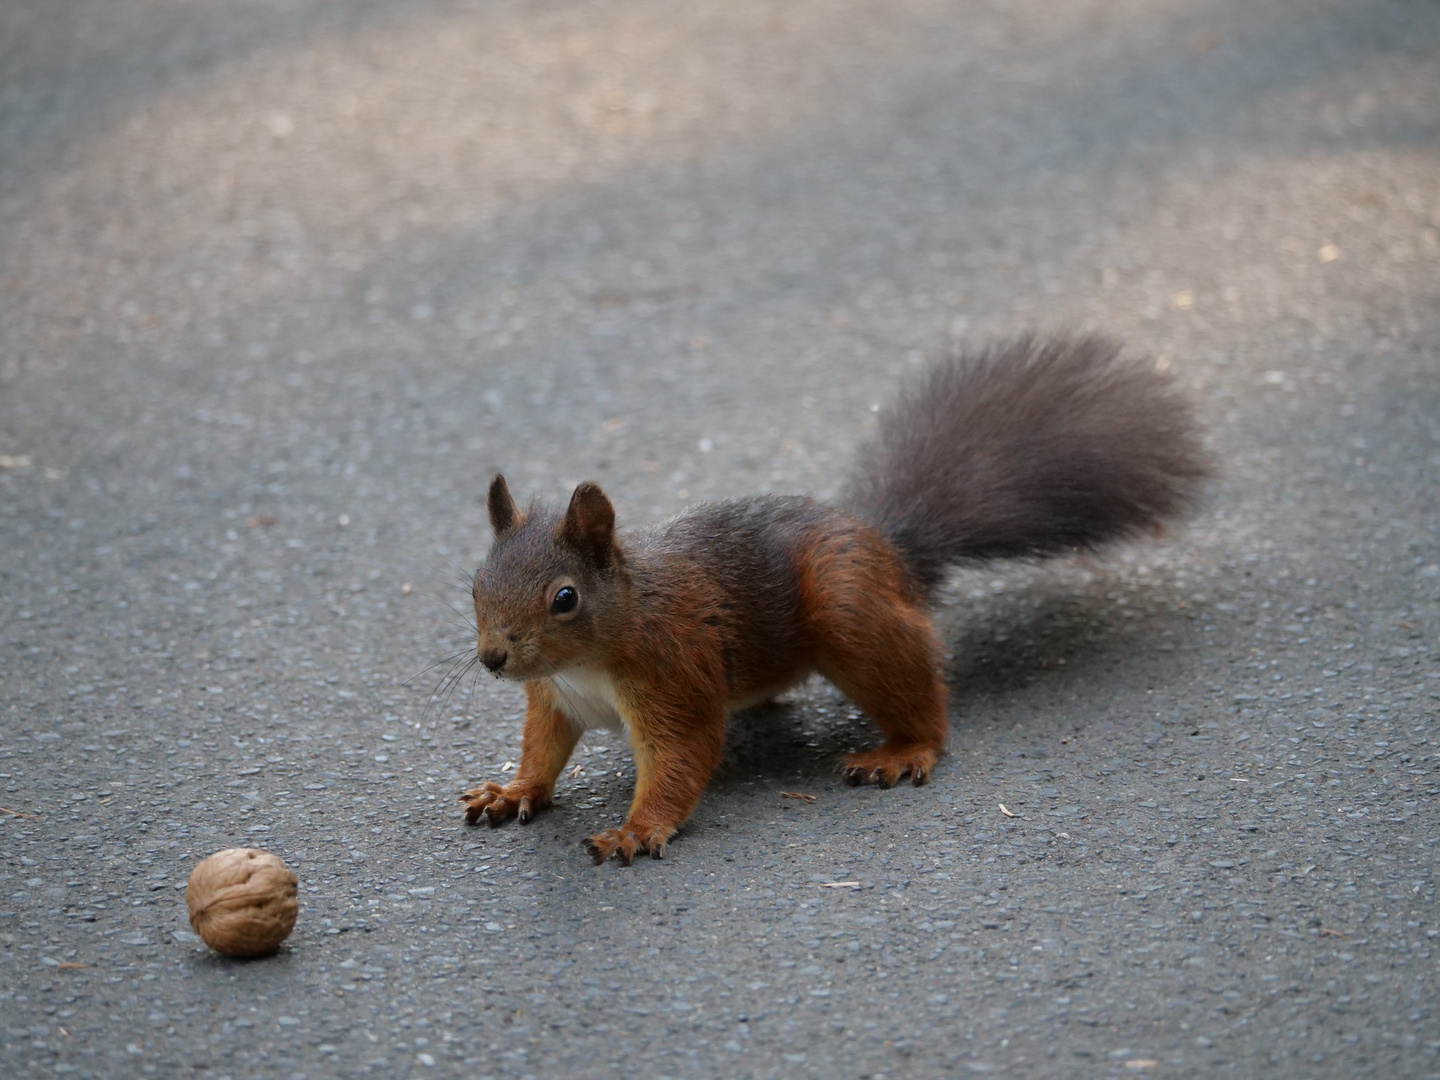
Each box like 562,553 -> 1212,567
842,335 -> 1209,599
626,496 -> 836,697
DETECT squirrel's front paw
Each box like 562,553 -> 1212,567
459,781 -> 548,827
583,825 -> 670,866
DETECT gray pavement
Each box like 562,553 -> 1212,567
2,0 -> 1439,1077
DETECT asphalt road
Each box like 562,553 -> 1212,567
2,1 -> 1438,1077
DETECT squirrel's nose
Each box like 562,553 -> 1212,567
479,648 -> 508,674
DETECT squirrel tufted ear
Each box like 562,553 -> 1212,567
488,474 -> 521,536
562,482 -> 616,568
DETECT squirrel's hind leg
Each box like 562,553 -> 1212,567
800,534 -> 949,788
823,623 -> 948,788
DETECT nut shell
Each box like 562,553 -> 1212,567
186,848 -> 299,958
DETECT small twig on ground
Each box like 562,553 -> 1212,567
818,881 -> 860,889
780,791 -> 816,803
1320,927 -> 1349,939
998,804 -> 1017,818
0,807 -> 41,820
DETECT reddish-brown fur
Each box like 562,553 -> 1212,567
797,526 -> 948,786
460,684 -> 580,827
460,497 -> 936,863
459,337 -> 1208,865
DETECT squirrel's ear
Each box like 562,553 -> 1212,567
562,482 -> 616,568
488,474 -> 520,535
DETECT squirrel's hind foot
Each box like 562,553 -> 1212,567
841,743 -> 938,788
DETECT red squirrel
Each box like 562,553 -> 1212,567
459,336 -> 1208,865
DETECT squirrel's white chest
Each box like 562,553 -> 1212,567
547,668 -> 627,733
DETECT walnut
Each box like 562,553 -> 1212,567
186,848 -> 299,958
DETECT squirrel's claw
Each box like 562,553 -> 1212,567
584,828 -> 638,865
585,826 -> 668,866
582,832 -> 616,865
841,745 -> 938,789
842,763 -> 893,787
459,782 -> 504,826
459,782 -> 548,827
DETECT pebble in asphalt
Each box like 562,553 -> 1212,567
1,1 -> 1438,1077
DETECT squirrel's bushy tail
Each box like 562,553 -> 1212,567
843,335 -> 1210,600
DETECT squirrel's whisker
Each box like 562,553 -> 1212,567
403,649 -> 470,688
422,654 -> 479,723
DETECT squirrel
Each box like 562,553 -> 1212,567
458,335 -> 1208,865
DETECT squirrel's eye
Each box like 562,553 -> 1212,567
550,586 -> 579,615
